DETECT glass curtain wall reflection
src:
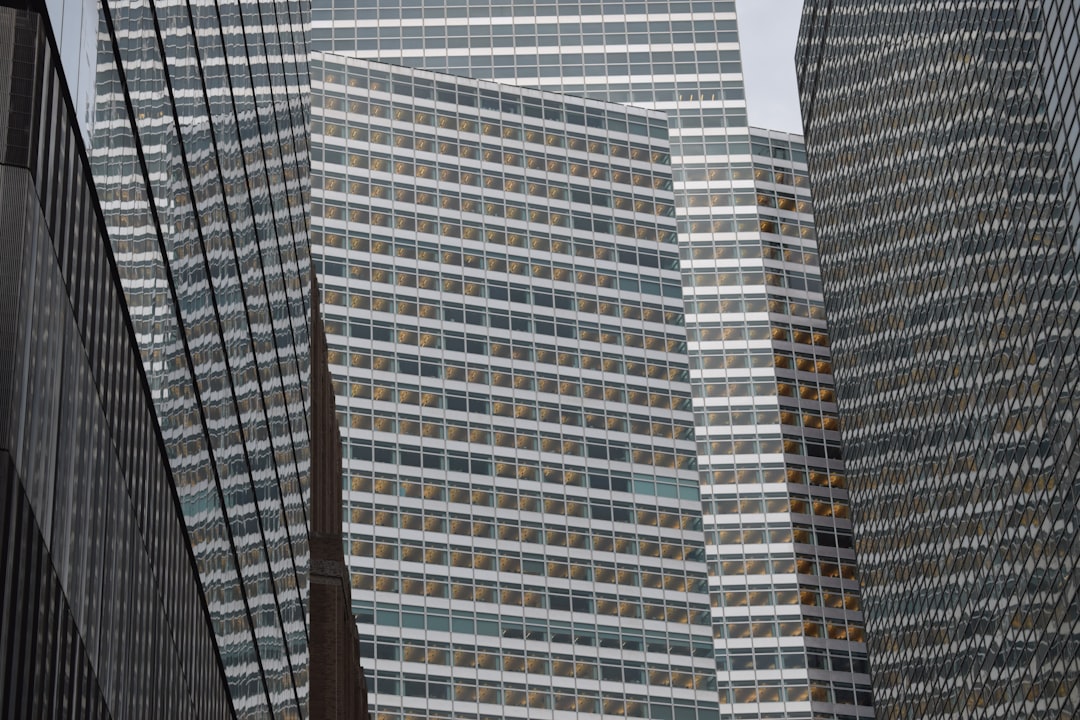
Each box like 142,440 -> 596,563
798,2 -> 1080,718
85,0 -> 314,715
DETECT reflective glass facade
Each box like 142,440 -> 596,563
311,55 -> 720,720
84,0 -> 314,715
799,3 -> 1080,719
0,7 -> 232,718
311,1 -> 874,719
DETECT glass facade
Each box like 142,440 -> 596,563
311,55 -> 720,720
0,7 -> 233,717
798,3 -> 1080,719
311,1 -> 874,719
83,0 -> 314,714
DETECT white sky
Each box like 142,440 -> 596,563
736,0 -> 805,134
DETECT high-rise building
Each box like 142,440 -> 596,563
86,0 -> 315,715
0,7 -> 234,717
310,54 -> 721,720
311,2 -> 874,719
798,3 -> 1080,719
692,127 -> 871,716
0,0 -> 370,717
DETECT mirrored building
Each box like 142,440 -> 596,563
0,6 -> 233,718
0,0 -> 321,714
310,54 -> 721,720
798,3 -> 1080,719
310,1 -> 875,719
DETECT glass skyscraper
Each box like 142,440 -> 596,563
0,8 -> 233,715
88,0 -> 313,714
311,2 -> 873,719
310,54 -> 720,720
798,3 -> 1079,719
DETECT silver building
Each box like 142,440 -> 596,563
310,54 -> 722,720
312,1 -> 874,719
87,0 -> 315,714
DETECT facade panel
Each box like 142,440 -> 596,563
798,3 -> 1080,718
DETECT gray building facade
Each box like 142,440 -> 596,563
312,1 -> 874,719
311,54 -> 721,720
798,3 -> 1080,718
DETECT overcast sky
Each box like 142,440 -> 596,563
736,0 -> 805,134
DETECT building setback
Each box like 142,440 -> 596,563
310,54 -> 720,720
798,2 -> 1080,719
311,1 -> 875,719
692,127 -> 871,716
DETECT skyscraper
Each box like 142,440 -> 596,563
86,0 -> 316,714
2,0 -> 375,714
798,3 -> 1080,719
311,1 -> 874,719
0,7 -> 234,717
310,54 -> 721,720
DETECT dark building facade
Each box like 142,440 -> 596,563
2,0 -> 370,718
0,7 -> 234,718
798,3 -> 1080,719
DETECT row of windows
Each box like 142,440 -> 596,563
317,62 -> 668,139
717,682 -> 873,708
351,517 -> 699,566
353,601 -> 713,655
368,675 -> 706,719
318,172 -> 674,220
313,147 -> 673,205
329,336 -> 684,381
319,227 -> 681,271
696,406 -> 838,433
675,162 -> 810,187
352,544 -> 705,589
337,19 -> 738,39
705,491 -> 849,520
712,585 -> 860,613
347,464 -> 695,503
313,123 -> 665,181
356,593 -> 709,634
325,311 -> 685,354
707,553 -> 859,583
365,649 -> 712,692
349,405 -> 689,446
701,465 -> 845,489
328,0 -> 734,17
675,216 -> 817,241
717,618 -> 865,644
317,116 -> 670,169
337,256 -> 680,302
353,572 -> 707,624
336,369 -> 691,410
353,490 -> 701,531
341,434 -> 693,471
